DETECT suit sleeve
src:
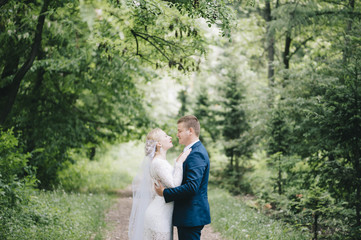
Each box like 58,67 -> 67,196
163,152 -> 207,203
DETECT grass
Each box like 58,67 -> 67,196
2,190 -> 116,240
2,141 -> 143,240
2,141 -> 313,240
208,187 -> 311,240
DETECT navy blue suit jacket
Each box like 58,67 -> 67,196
163,141 -> 211,227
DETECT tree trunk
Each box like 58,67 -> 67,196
0,55 -> 19,110
1,54 -> 19,80
24,48 -> 46,154
355,148 -> 361,226
0,0 -> 50,125
235,155 -> 240,188
0,5 -> 21,104
265,0 -> 275,88
312,213 -> 318,240
89,147 -> 97,161
278,154 -> 282,195
353,68 -> 361,226
343,0 -> 355,63
283,32 -> 291,69
282,31 -> 292,87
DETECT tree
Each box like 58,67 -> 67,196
193,87 -> 219,142
0,0 -> 233,188
218,68 -> 253,193
267,103 -> 291,195
0,0 -> 52,124
228,0 -> 361,236
177,89 -> 188,117
283,1 -> 361,233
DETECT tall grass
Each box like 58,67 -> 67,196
2,141 -> 146,239
2,190 -> 114,240
208,187 -> 311,240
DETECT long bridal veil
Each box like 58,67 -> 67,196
128,140 -> 157,240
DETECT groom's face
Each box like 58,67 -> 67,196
177,122 -> 190,146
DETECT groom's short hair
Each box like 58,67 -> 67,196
178,115 -> 200,137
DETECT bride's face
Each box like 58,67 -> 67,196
157,130 -> 173,150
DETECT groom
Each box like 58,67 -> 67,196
155,115 -> 211,240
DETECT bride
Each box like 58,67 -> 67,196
128,128 -> 191,240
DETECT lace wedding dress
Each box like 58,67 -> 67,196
143,157 -> 183,240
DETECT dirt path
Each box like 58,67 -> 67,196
104,188 -> 224,240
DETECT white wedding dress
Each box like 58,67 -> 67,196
143,157 -> 183,240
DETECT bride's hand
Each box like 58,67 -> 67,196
176,148 -> 192,163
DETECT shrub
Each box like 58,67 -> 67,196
0,128 -> 37,239
0,128 -> 36,208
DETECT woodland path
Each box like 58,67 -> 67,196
103,187 -> 224,240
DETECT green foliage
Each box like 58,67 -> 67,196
214,64 -> 254,194
219,71 -> 248,144
203,0 -> 361,237
1,0 -> 361,238
193,86 -> 219,144
253,175 -> 354,239
266,103 -> 295,195
208,187 -> 311,239
0,128 -> 35,208
212,166 -> 253,195
267,104 -> 292,156
177,89 -> 188,117
279,13 -> 361,233
0,129 -> 112,240
0,190 -> 114,240
58,141 -> 143,193
0,0 -> 234,189
163,0 -> 234,37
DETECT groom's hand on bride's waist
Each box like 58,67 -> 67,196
154,180 -> 165,197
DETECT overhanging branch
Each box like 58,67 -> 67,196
289,36 -> 313,60
0,0 -> 50,125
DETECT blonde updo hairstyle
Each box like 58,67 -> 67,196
145,128 -> 162,157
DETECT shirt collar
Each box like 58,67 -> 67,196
183,140 -> 199,152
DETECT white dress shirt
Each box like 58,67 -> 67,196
183,140 -> 199,152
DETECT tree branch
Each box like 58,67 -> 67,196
136,31 -> 180,48
314,10 -> 361,18
130,30 -> 141,56
130,30 -> 186,70
132,30 -> 171,61
0,0 -> 50,125
289,36 -> 313,60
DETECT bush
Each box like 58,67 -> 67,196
0,128 -> 36,208
211,166 -> 253,195
0,128 -> 37,239
208,187 -> 311,239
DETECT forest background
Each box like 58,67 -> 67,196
1,0 -> 360,239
